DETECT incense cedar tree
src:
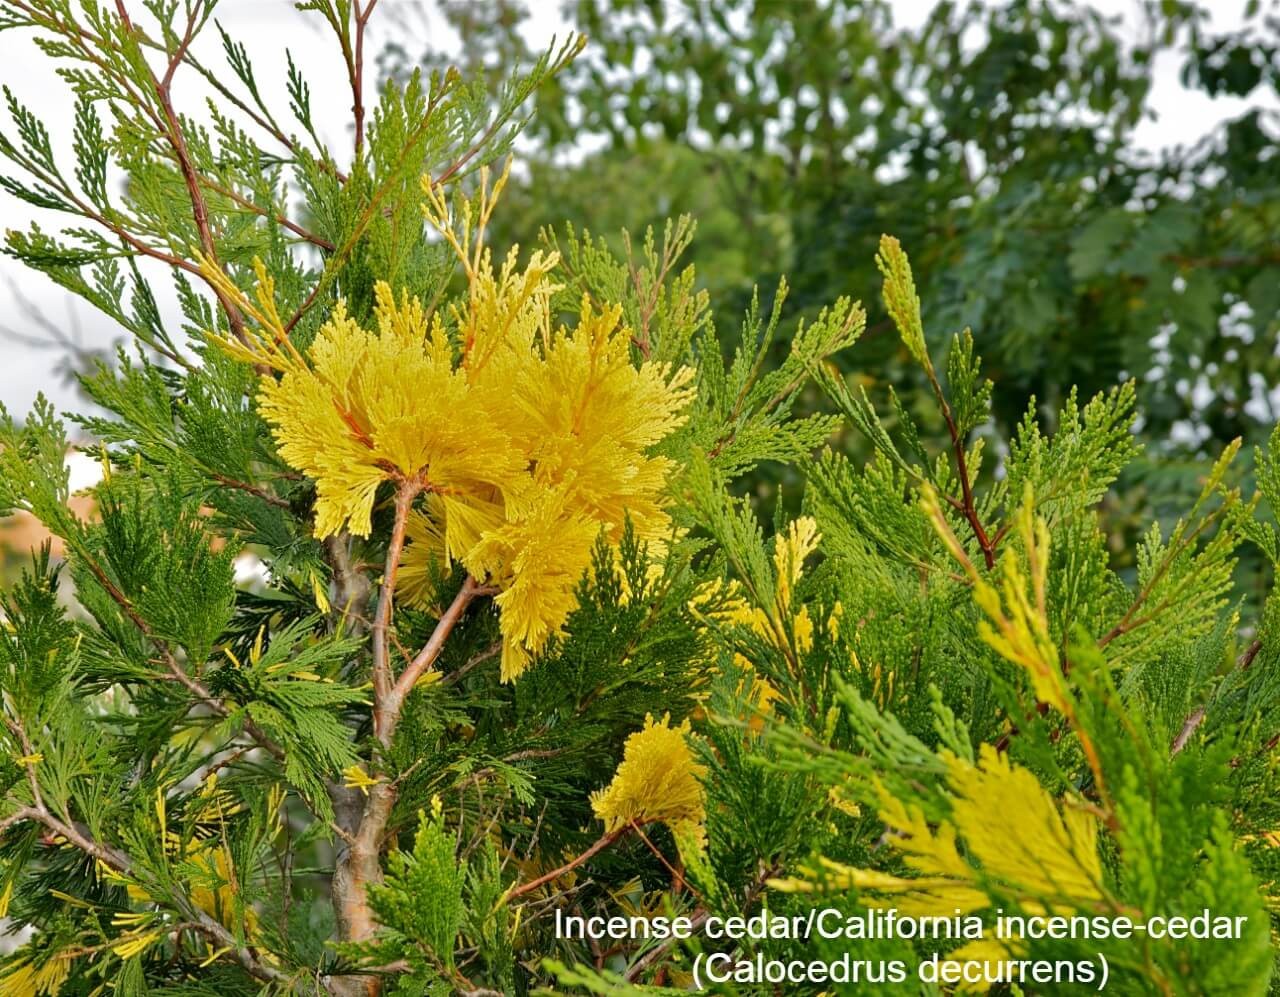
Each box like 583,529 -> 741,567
0,3 -> 1277,996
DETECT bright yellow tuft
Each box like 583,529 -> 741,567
590,714 -> 707,836
209,165 -> 694,680
342,763 -> 383,794
255,282 -> 525,540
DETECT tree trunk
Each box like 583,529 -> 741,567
327,783 -> 397,996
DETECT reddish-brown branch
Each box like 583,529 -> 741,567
332,494 -> 488,970
283,72 -> 455,336
930,371 -> 995,569
370,479 -> 421,744
158,0 -> 198,90
432,113 -> 507,187
115,0 -> 250,348
440,639 -> 502,688
628,820 -> 697,899
506,827 -> 631,900
350,1 -> 378,158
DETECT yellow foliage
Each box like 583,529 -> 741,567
0,953 -> 71,996
255,282 -> 526,540
111,928 -> 165,960
342,763 -> 383,794
772,744 -> 1104,913
206,165 -> 694,681
591,714 -> 707,837
772,515 -> 821,616
944,746 -> 1102,904
771,744 -> 1102,993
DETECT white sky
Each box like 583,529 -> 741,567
0,0 -> 1274,416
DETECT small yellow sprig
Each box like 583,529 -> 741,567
591,714 -> 706,839
342,764 -> 383,795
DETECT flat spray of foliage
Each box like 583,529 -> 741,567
0,3 -> 1278,996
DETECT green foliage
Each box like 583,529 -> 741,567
361,806 -> 465,973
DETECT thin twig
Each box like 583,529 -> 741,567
114,0 -> 251,348
505,827 -> 630,900
1171,637 -> 1263,755
193,172 -> 335,250
209,472 -> 291,509
926,365 -> 995,569
441,640 -> 502,687
623,862 -> 780,982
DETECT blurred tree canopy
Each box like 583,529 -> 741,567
385,0 -> 1280,478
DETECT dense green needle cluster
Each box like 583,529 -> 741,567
0,3 -> 1278,996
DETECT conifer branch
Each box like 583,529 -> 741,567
281,77 -> 454,336
113,0 -> 251,348
440,639 -> 502,687
370,478 -> 420,746
1,139 -> 203,276
0,717 -> 292,985
323,533 -> 373,639
335,486 -> 487,957
628,819 -> 698,898
78,548 -> 288,764
48,812 -> 293,985
185,51 -> 343,178
0,806 -> 39,836
125,10 -> 347,179
926,365 -> 996,569
623,862 -> 778,982
505,826 -> 631,900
